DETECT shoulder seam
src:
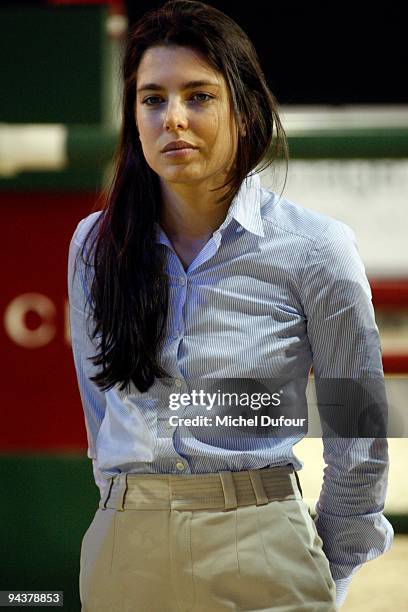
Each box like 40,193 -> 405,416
262,216 -> 317,244
296,218 -> 350,297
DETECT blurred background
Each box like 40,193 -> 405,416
0,1 -> 407,610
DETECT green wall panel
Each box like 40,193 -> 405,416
0,455 -> 99,612
0,168 -> 106,191
0,6 -> 108,124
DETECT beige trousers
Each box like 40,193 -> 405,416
79,467 -> 337,611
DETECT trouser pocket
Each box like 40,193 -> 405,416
256,499 -> 337,609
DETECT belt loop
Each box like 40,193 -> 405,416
100,477 -> 114,510
248,470 -> 269,505
293,470 -> 303,499
114,473 -> 128,511
219,472 -> 237,511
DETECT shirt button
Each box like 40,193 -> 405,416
179,277 -> 186,286
176,461 -> 186,471
174,378 -> 182,388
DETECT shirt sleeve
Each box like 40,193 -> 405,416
67,216 -> 107,491
300,219 -> 394,607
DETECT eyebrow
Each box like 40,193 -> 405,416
137,80 -> 220,93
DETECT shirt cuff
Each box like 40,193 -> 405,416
334,576 -> 353,608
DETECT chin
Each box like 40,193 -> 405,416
159,167 -> 204,183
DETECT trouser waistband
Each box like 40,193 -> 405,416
99,466 -> 302,512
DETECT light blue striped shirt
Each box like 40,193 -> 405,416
68,172 -> 393,607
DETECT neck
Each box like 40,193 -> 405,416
159,178 -> 232,242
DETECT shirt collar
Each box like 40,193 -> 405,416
155,172 -> 264,244
221,172 -> 264,237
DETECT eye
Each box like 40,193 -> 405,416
142,96 -> 163,106
141,93 -> 214,106
191,92 -> 213,103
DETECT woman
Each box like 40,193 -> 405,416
68,1 -> 393,610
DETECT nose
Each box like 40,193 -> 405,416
163,98 -> 188,131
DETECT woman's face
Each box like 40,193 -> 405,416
135,45 -> 239,188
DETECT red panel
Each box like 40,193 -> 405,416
370,278 -> 408,309
1,191 -> 101,451
382,355 -> 408,374
370,279 -> 408,374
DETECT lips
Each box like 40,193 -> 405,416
162,140 -> 198,152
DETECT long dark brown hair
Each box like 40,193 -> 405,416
73,0 -> 288,394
